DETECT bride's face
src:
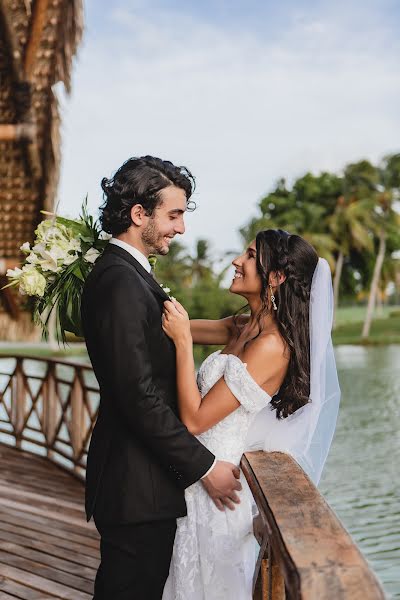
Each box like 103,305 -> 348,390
230,241 -> 262,297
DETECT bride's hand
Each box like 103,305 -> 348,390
162,300 -> 191,344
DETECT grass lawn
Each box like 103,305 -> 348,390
334,305 -> 399,326
333,307 -> 400,345
0,342 -> 89,360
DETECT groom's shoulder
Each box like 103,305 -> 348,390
85,250 -> 139,292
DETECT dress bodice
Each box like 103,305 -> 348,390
195,350 -> 271,464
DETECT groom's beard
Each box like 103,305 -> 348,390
142,218 -> 173,256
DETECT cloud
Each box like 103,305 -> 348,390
57,0 -> 400,256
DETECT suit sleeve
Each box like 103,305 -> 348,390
93,266 -> 215,488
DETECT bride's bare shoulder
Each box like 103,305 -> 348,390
241,331 -> 289,379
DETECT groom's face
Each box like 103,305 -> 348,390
141,185 -> 187,255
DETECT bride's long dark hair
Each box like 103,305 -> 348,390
235,229 -> 319,419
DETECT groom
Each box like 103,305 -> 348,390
81,156 -> 241,599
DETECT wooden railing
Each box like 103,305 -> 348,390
241,452 -> 386,600
0,355 -> 98,480
0,356 -> 386,599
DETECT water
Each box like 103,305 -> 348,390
320,345 -> 400,599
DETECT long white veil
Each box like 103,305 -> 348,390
245,258 -> 341,485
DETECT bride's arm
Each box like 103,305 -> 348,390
190,314 -> 250,345
163,301 -> 285,435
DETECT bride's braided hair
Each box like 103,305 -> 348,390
251,229 -> 318,419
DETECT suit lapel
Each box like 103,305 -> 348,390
104,244 -> 170,302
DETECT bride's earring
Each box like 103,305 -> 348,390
269,284 -> 278,311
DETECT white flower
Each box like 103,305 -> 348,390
84,248 -> 100,263
36,246 -> 65,272
33,242 -> 46,254
99,231 -> 112,240
159,282 -> 175,299
19,267 -> 46,297
26,252 -> 40,264
20,242 -> 30,253
6,267 -> 23,280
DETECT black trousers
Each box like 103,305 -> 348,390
93,517 -> 177,600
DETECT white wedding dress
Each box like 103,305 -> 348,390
162,350 -> 273,600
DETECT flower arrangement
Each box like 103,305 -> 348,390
2,199 -> 111,344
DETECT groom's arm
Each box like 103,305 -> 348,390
94,267 -> 215,488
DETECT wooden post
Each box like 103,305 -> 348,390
0,123 -> 36,141
24,0 -> 52,79
254,548 -> 285,600
11,359 -> 25,447
71,369 -> 84,469
43,362 -> 57,457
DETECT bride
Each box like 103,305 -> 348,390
161,228 -> 340,600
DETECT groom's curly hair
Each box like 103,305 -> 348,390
234,229 -> 319,419
99,156 -> 196,235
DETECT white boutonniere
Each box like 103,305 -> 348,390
159,283 -> 176,302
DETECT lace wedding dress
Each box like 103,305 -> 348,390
162,350 -> 272,600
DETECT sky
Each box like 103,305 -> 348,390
57,0 -> 400,257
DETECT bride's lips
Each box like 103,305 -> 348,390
232,270 -> 244,281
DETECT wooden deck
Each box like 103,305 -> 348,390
0,443 -> 99,599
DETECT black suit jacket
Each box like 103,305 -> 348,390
81,243 -> 215,524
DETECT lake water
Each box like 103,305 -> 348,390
320,345 -> 400,599
0,345 -> 399,596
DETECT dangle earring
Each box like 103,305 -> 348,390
269,284 -> 278,311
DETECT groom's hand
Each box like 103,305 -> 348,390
201,460 -> 242,511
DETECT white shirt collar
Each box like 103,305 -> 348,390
109,238 -> 151,273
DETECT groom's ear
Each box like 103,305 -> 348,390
130,204 -> 147,227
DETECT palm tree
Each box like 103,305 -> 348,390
186,239 -> 214,286
328,161 -> 380,326
328,195 -> 375,326
362,154 -> 400,338
240,173 -> 339,265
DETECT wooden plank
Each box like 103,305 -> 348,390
0,591 -> 20,600
0,505 -> 98,543
0,522 -> 99,560
0,125 -> 36,143
0,542 -> 96,580
0,527 -> 98,569
0,551 -> 93,595
0,497 -> 91,531
0,513 -> 99,550
0,473 -> 83,503
0,577 -> 57,599
0,484 -> 87,517
0,564 -> 91,600
242,452 -> 386,600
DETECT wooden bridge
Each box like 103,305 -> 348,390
0,355 -> 386,599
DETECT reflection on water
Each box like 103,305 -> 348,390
320,345 -> 400,599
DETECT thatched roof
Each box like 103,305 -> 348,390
0,0 -> 83,337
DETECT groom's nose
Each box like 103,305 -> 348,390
174,216 -> 185,235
